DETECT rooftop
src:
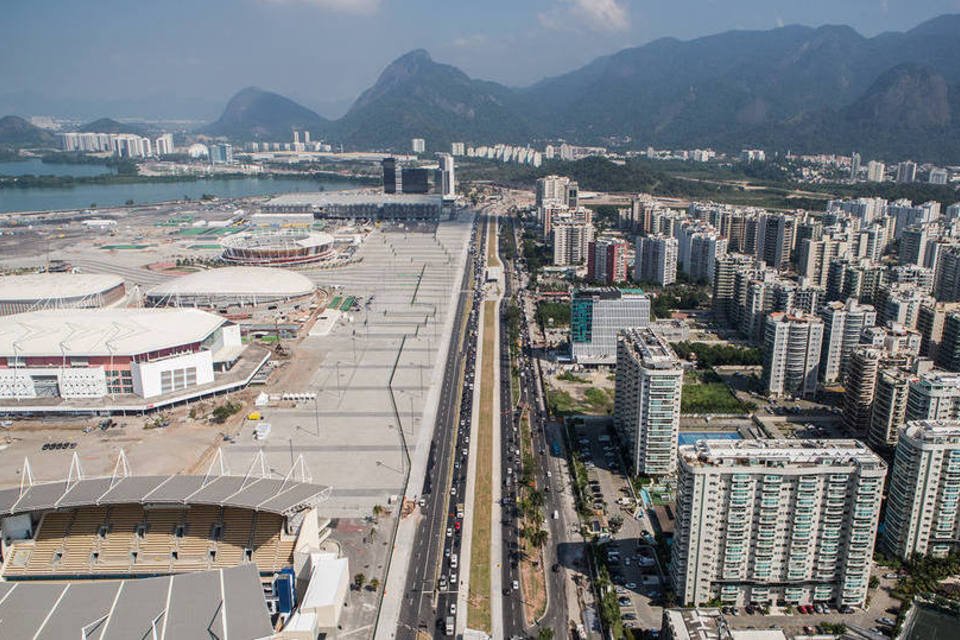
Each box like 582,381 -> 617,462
679,438 -> 885,471
902,420 -> 960,446
0,272 -> 124,301
146,266 -> 315,299
0,473 -> 330,517
264,191 -> 443,207
0,565 -> 273,640
620,328 -> 681,368
0,308 -> 227,357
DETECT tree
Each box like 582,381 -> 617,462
529,528 -> 549,549
536,627 -> 554,640
353,573 -> 365,590
368,577 -> 380,591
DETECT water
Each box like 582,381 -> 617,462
0,157 -> 116,177
0,176 -> 357,214
677,431 -> 743,446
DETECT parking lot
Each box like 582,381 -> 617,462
570,419 -> 665,632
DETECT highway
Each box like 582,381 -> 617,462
397,214 -> 485,639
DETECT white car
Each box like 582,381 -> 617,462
446,527 -> 453,537
512,580 -> 520,590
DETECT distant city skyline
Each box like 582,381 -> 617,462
1,0 -> 959,119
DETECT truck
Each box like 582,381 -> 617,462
254,422 -> 272,441
445,615 -> 455,636
456,503 -> 464,519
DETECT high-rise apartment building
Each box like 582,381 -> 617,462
450,142 -> 465,156
552,221 -> 594,266
535,175 -> 578,209
918,303 -> 960,360
711,253 -> 758,325
672,439 -> 885,608
883,420 -> 960,559
866,161 -> 885,183
613,329 -> 683,476
935,246 -> 960,302
870,366 -> 917,450
587,239 -> 627,284
411,138 -> 425,153
819,299 -> 877,385
758,214 -> 797,270
762,312 -> 824,398
896,161 -> 918,184
435,153 -> 456,200
686,232 -> 727,284
934,313 -> 960,372
636,235 -> 678,286
571,288 -> 651,365
907,370 -> 960,422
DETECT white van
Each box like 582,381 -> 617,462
553,510 -> 559,520
451,554 -> 459,569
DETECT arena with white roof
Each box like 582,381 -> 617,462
0,272 -> 125,316
0,308 -> 269,413
145,266 -> 315,308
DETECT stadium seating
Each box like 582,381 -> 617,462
3,503 -> 297,578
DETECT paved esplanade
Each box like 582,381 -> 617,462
373,215 -> 476,640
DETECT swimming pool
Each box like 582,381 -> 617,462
678,432 -> 743,446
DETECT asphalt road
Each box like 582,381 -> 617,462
498,215 -> 570,639
397,216 -> 484,640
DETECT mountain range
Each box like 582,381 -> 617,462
4,15 -> 960,162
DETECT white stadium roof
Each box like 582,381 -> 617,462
0,272 -> 124,301
263,191 -> 443,207
146,267 -> 315,301
0,308 -> 226,357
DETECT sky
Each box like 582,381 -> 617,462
1,0 -> 959,120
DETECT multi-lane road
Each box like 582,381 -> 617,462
398,206 -> 574,640
497,214 -> 571,639
397,215 -> 485,639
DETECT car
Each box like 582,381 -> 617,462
618,597 -> 631,606
551,563 -> 560,572
512,580 -> 519,590
839,605 -> 853,614
450,603 -> 457,615
622,613 -> 637,621
624,582 -> 637,589
877,617 -> 895,626
450,487 -> 456,496
446,528 -> 453,537
744,605 -> 755,614
883,573 -> 899,579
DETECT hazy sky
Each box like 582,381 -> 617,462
2,0 -> 959,119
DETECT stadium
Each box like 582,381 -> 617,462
220,229 -> 336,267
0,272 -> 125,316
0,453 -> 350,638
145,267 -> 316,309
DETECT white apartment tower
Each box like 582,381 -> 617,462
635,235 -> 678,286
672,439 -> 885,608
883,420 -> 960,559
552,221 -> 594,266
411,138 -> 426,153
819,299 -> 877,385
762,312 -> 824,398
613,329 -> 683,476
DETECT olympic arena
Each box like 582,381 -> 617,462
0,272 -> 125,316
145,267 -> 316,309
220,230 -> 336,267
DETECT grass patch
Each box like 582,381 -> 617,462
681,369 -> 749,414
583,387 -> 614,414
557,371 -> 589,384
468,300 -> 496,632
547,389 -> 578,416
537,301 -> 570,327
487,217 -> 501,268
517,409 -> 548,624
